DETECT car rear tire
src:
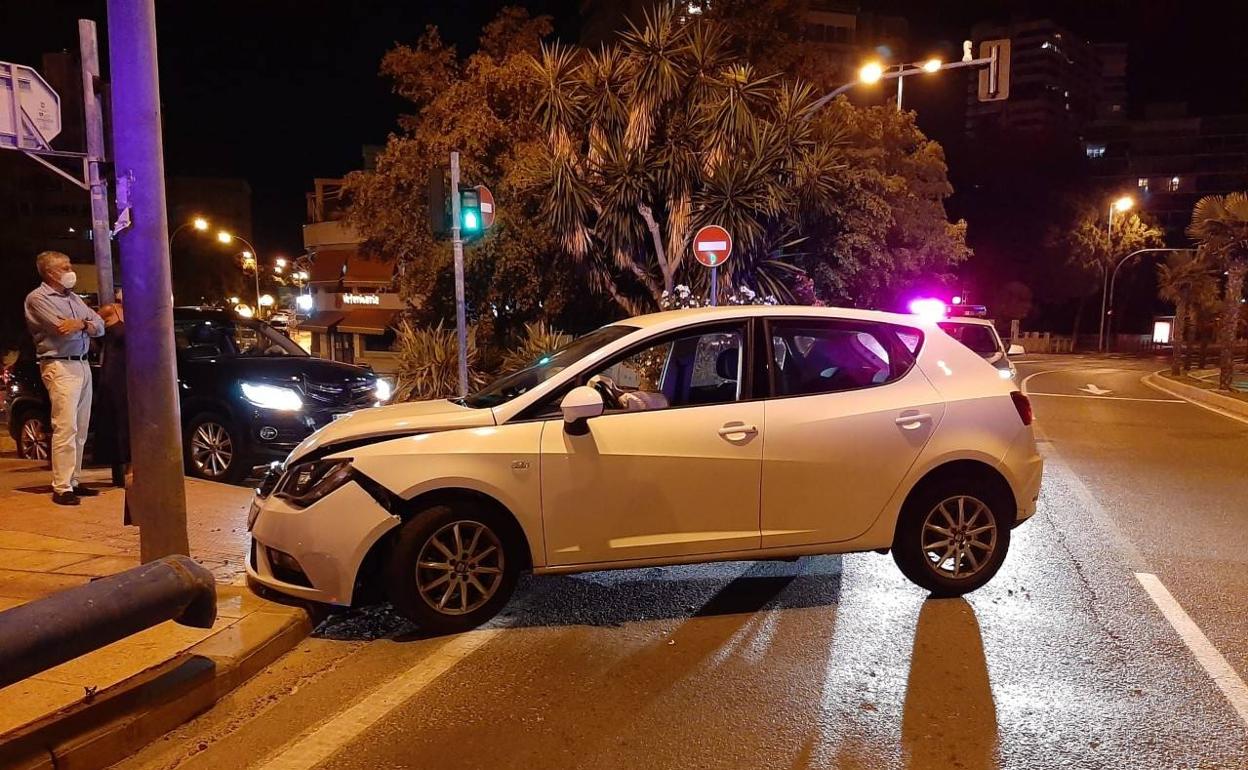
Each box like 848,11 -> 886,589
15,409 -> 51,461
386,503 -> 521,634
185,413 -> 247,484
892,476 -> 1012,596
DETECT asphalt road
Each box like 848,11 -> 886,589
117,354 -> 1248,770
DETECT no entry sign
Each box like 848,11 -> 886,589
476,185 -> 495,228
693,225 -> 732,268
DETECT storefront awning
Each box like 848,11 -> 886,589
299,310 -> 345,333
309,249 -> 351,283
338,309 -> 400,335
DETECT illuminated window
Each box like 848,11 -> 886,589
1167,176 -> 1181,192
1138,177 -> 1149,191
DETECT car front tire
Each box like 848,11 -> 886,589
184,413 -> 247,483
891,475 -> 1012,596
386,503 -> 521,634
15,410 -> 51,461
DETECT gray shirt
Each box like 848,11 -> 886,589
24,283 -> 105,358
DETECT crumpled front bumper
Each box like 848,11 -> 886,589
246,480 -> 399,606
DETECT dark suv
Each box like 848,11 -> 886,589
3,307 -> 384,483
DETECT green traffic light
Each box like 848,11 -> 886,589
463,210 -> 480,231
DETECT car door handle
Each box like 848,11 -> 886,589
895,413 -> 933,429
718,423 -> 758,438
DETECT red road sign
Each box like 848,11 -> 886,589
476,185 -> 496,228
692,224 -> 732,268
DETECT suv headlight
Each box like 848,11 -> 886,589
278,459 -> 354,507
374,378 -> 393,403
241,382 -> 303,411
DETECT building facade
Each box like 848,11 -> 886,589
965,19 -> 1125,140
297,179 -> 402,376
1083,106 -> 1248,238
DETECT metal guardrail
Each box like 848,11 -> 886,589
0,555 -> 216,690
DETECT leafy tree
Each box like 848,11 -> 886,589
1188,192 -> 1248,390
1156,249 -> 1217,376
343,9 -> 613,343
1049,201 -> 1163,348
531,6 -> 845,309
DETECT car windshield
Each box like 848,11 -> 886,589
463,325 -> 638,409
176,318 -> 308,358
938,321 -> 1000,357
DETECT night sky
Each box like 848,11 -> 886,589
3,0 -> 1244,263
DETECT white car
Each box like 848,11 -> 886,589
247,306 -> 1042,633
937,317 -> 1024,380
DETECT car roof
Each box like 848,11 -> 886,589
937,316 -> 997,328
173,306 -> 245,323
611,304 -> 934,332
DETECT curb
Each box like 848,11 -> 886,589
1142,372 -> 1248,423
0,594 -> 311,770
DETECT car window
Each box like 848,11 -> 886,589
175,318 -> 307,358
770,321 -> 902,397
937,322 -> 1000,357
588,325 -> 745,412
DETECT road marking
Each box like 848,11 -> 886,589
253,629 -> 501,770
1027,392 -> 1184,403
1079,383 -> 1113,395
1142,371 -> 1248,426
1134,573 -> 1248,728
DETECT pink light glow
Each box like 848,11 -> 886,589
908,298 -> 948,321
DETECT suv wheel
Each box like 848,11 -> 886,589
386,503 -> 521,634
892,476 -> 1011,596
185,413 -> 247,483
16,410 -> 51,461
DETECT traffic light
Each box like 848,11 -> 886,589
460,188 -> 482,234
427,166 -> 448,236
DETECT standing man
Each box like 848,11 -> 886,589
24,251 -> 106,505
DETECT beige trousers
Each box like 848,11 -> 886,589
39,359 -> 92,494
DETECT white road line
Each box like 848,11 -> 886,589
1142,371 -> 1248,426
254,629 -> 501,770
1134,573 -> 1248,728
1027,392 -> 1184,403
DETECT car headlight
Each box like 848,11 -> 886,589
374,378 -> 393,403
241,382 -> 303,411
277,459 -> 354,507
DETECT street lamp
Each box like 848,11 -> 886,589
922,58 -> 942,73
168,215 -> 211,248
275,257 -> 287,269
1098,195 -> 1136,351
258,294 -> 275,308
858,61 -> 884,84
1105,248 -> 1196,348
219,231 -> 263,316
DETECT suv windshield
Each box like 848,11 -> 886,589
938,321 -> 1001,357
176,318 -> 308,358
463,325 -> 637,409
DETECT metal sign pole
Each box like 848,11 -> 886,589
79,19 -> 115,303
450,151 -> 468,396
710,265 -> 718,306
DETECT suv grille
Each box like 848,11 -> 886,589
302,376 -> 376,408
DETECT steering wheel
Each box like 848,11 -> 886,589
587,374 -> 623,410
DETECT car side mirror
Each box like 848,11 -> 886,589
1007,343 -> 1025,356
561,386 -> 604,436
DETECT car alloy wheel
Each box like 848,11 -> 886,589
921,494 -> 998,580
415,520 -> 505,616
190,420 -> 234,478
19,416 -> 50,460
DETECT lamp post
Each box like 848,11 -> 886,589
167,216 -> 209,249
1105,247 -> 1196,348
219,230 -> 263,317
815,54 -> 979,112
1098,196 -> 1135,352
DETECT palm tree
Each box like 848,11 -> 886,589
1187,192 -> 1248,390
530,5 -> 844,310
1156,249 -> 1216,376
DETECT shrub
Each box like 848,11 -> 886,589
393,320 -> 485,401
499,320 -> 572,374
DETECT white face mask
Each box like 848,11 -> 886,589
58,271 -> 78,290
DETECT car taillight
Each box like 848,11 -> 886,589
1010,391 -> 1033,426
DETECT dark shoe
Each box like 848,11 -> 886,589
52,491 -> 80,506
72,485 -> 100,497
